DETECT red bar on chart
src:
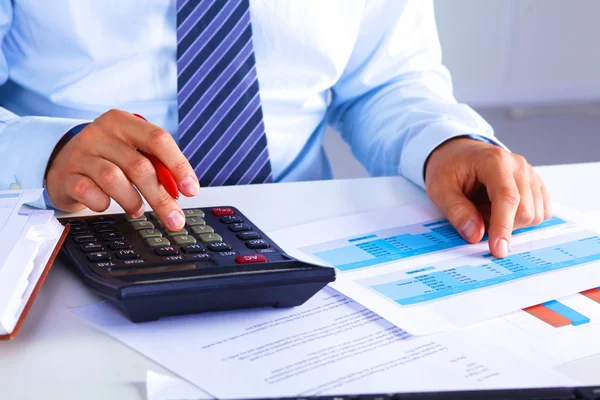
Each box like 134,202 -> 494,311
523,304 -> 572,328
581,288 -> 600,304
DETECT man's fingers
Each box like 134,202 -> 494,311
79,156 -> 145,217
92,139 -> 185,230
513,170 -> 536,229
428,185 -> 484,244
100,110 -> 200,197
540,176 -> 553,220
64,173 -> 111,213
481,167 -> 520,258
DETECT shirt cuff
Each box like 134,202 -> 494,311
1,116 -> 90,209
398,122 -> 507,189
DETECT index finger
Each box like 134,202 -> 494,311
482,169 -> 520,258
129,113 -> 199,197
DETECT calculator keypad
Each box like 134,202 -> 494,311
66,207 -> 284,274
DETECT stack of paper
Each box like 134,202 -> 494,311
72,201 -> 600,399
0,189 -> 67,339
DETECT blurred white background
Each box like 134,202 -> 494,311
324,0 -> 600,179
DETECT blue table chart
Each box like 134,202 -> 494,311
366,235 -> 600,306
305,217 -> 566,271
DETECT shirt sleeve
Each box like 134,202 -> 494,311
0,1 -> 87,208
327,0 -> 504,188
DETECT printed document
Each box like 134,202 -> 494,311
74,288 -> 574,399
269,202 -> 600,334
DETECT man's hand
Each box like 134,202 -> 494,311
425,138 -> 551,258
46,109 -> 200,231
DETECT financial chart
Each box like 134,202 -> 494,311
507,288 -> 600,337
303,216 -> 567,271
362,236 -> 600,306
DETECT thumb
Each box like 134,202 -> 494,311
428,185 -> 484,244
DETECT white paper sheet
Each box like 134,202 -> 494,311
74,288 -> 575,399
146,371 -> 208,400
0,189 -> 64,335
269,202 -> 600,335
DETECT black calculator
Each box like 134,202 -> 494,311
58,206 -> 335,322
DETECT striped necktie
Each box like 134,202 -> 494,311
176,0 -> 273,187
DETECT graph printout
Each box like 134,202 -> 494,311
270,202 -> 600,334
462,288 -> 600,367
303,216 -> 566,271
360,235 -> 600,306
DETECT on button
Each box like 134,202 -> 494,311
211,207 -> 235,216
234,254 -> 267,264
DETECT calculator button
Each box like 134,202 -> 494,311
173,235 -> 198,246
93,223 -> 115,233
146,237 -> 171,248
139,229 -> 162,239
214,251 -> 238,257
162,255 -> 186,262
235,254 -> 267,264
65,218 -> 85,226
73,234 -> 96,244
181,243 -> 206,253
191,225 -> 214,235
228,223 -> 250,232
166,228 -> 188,236
90,216 -> 117,225
108,240 -> 133,250
101,232 -> 124,241
125,214 -> 147,222
185,253 -> 212,262
115,249 -> 140,260
207,242 -> 232,252
219,215 -> 242,224
132,221 -> 155,230
155,246 -> 179,256
246,239 -> 270,249
256,248 -> 277,254
236,231 -> 260,240
91,261 -> 118,268
120,259 -> 147,267
198,233 -> 223,244
71,226 -> 91,235
211,207 -> 234,216
183,209 -> 205,218
80,243 -> 104,253
87,252 -> 111,262
185,217 -> 206,226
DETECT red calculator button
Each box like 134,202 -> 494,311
235,254 -> 267,264
211,207 -> 235,216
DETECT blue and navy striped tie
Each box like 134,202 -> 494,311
176,0 -> 273,187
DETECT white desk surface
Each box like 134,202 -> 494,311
1,162 -> 599,399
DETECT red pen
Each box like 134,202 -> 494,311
133,113 -> 179,200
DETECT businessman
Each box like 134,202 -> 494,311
0,0 -> 550,258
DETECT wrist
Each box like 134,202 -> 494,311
424,135 -> 488,182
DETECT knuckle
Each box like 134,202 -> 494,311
488,146 -> 507,162
495,220 -> 514,233
516,205 -> 535,225
532,213 -> 544,226
445,200 -> 469,221
72,178 -> 90,199
129,156 -> 155,179
97,165 -> 122,189
148,128 -> 172,150
153,192 -> 174,210
104,108 -> 124,119
173,158 -> 190,174
497,185 -> 520,206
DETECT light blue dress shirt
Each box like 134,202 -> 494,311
0,0 -> 499,209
